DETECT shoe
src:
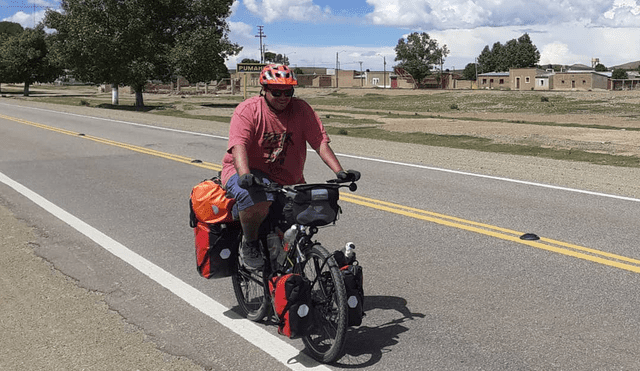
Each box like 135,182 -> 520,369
240,238 -> 264,270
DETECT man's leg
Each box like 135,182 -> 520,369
238,201 -> 271,242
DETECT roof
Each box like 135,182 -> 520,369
477,72 -> 510,76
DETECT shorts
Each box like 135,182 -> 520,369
225,170 -> 275,220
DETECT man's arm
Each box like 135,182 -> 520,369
231,144 -> 251,176
316,142 -> 343,174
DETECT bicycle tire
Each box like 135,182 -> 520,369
300,244 -> 348,363
231,257 -> 269,322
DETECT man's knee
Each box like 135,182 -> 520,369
239,201 -> 271,220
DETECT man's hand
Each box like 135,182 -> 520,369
336,170 -> 361,182
238,173 -> 258,189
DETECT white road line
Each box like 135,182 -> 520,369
0,171 -> 330,371
3,102 -> 639,203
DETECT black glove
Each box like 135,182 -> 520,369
336,170 -> 361,182
238,173 -> 258,189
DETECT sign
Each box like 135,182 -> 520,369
237,63 -> 267,73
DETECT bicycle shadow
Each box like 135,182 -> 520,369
312,295 -> 425,368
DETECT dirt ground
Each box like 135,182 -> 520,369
5,84 -> 640,157
304,89 -> 640,158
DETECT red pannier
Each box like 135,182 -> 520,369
190,177 -> 240,279
194,221 -> 241,279
269,273 -> 314,338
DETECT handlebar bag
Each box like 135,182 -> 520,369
189,177 -> 235,227
284,185 -> 340,227
269,273 -> 314,338
194,221 -> 241,279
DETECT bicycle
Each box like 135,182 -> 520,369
231,176 -> 359,363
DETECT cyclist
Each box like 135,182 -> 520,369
221,63 -> 359,270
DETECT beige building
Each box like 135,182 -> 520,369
477,72 -> 510,89
553,71 -> 609,90
510,68 -> 549,90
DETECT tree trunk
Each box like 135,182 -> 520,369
135,90 -> 144,108
23,83 -> 30,96
111,84 -> 119,105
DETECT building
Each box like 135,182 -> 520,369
552,70 -> 609,90
477,72 -> 510,89
510,68 -> 549,90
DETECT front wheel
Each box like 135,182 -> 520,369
232,257 -> 269,321
300,244 -> 348,363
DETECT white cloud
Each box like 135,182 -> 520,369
365,0 -> 640,29
2,10 -> 47,28
243,0 -> 329,23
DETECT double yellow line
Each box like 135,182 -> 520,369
4,113 -> 640,274
342,194 -> 640,273
0,114 -> 222,172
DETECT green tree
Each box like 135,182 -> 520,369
0,21 -> 25,92
462,63 -> 477,80
595,63 -> 607,72
0,21 -> 24,37
241,58 -> 261,64
476,33 -> 540,72
0,25 -> 63,96
512,34 -> 540,68
612,68 -> 628,79
264,52 -> 289,65
394,32 -> 449,88
476,45 -> 493,73
45,0 -> 240,107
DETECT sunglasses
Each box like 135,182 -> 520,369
268,88 -> 295,97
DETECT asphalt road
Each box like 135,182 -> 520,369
2,99 -> 640,370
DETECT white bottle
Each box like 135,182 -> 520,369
344,242 -> 356,263
282,225 -> 298,252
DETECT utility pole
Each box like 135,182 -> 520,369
336,52 -> 339,88
383,56 -> 386,88
359,61 -> 363,87
255,26 -> 267,63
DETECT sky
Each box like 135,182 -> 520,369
3,0 -> 640,72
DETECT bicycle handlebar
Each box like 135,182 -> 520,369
248,177 -> 358,195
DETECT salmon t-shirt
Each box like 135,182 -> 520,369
221,96 -> 330,185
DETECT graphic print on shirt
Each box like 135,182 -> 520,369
263,131 -> 293,164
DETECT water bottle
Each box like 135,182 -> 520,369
282,225 -> 298,252
279,225 -> 298,266
344,242 -> 356,264
266,232 -> 282,266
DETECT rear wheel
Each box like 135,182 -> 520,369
300,244 -> 348,363
232,257 -> 269,321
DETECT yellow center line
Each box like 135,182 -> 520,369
0,114 -> 222,172
4,113 -> 639,273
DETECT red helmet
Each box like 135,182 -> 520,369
259,64 -> 298,86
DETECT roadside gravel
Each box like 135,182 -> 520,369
2,97 -> 640,370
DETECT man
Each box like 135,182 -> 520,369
221,64 -> 359,269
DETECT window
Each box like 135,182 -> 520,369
482,79 -> 487,84
490,79 -> 494,83
372,78 -> 380,85
525,77 -> 530,83
499,79 -> 504,84
583,80 -> 587,84
539,80 -> 545,86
